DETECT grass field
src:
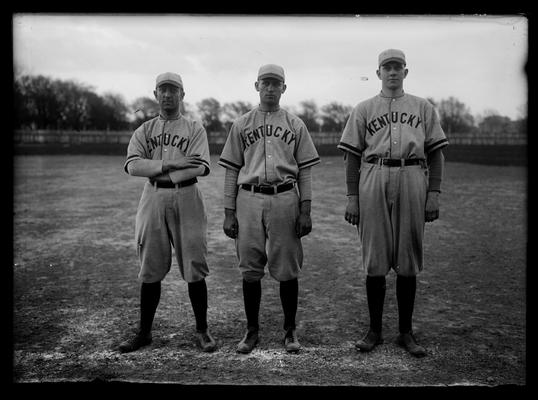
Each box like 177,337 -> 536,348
12,155 -> 527,387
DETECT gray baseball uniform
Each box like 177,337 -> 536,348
338,93 -> 448,276
218,107 -> 320,281
124,115 -> 211,283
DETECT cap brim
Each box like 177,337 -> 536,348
258,73 -> 284,81
156,80 -> 183,88
380,58 -> 406,66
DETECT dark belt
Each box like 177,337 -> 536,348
240,182 -> 295,195
150,177 -> 197,189
367,157 -> 424,167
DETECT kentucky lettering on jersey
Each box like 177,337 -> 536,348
240,124 -> 296,149
146,133 -> 190,154
337,93 -> 448,161
218,107 -> 320,185
124,114 -> 211,179
366,112 -> 422,135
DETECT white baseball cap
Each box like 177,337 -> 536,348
378,49 -> 406,67
258,64 -> 285,82
156,72 -> 184,89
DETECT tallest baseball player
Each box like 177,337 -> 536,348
338,49 -> 448,357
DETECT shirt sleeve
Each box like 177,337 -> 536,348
168,120 -> 211,183
337,105 -> 365,157
187,120 -> 211,176
344,151 -> 361,196
424,102 -> 449,154
124,124 -> 164,176
223,168 -> 239,210
297,166 -> 312,201
426,147 -> 444,192
217,121 -> 245,171
294,120 -> 320,170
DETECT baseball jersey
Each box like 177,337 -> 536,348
338,92 -> 448,161
218,107 -> 320,185
124,114 -> 211,182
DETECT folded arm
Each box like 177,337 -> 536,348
127,155 -> 206,182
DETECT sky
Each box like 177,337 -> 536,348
12,14 -> 528,120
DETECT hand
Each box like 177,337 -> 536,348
163,154 -> 204,171
295,213 -> 312,238
425,191 -> 440,222
344,195 -> 359,226
150,173 -> 172,183
223,209 -> 239,239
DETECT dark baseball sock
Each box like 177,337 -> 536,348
242,279 -> 261,331
139,281 -> 161,336
396,274 -> 416,334
279,278 -> 298,331
366,275 -> 386,334
188,279 -> 208,333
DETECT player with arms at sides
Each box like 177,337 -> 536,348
338,50 -> 448,357
218,64 -> 320,354
119,72 -> 217,353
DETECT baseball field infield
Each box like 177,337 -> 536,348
12,155 -> 526,387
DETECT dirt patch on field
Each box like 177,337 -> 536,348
12,155 -> 526,387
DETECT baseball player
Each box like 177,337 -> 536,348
218,64 -> 320,354
338,49 -> 448,357
118,72 -> 217,353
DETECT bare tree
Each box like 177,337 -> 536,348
15,75 -> 61,129
14,74 -> 131,131
297,100 -> 320,133
100,92 -> 130,130
54,79 -> 93,130
221,101 -> 253,132
131,97 -> 159,128
197,98 -> 223,132
320,102 -> 352,132
436,96 -> 475,134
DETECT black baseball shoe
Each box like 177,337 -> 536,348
236,328 -> 259,354
396,331 -> 426,357
284,328 -> 301,353
118,332 -> 152,353
355,329 -> 383,352
196,330 -> 217,353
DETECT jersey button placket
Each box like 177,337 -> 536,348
391,99 -> 400,159
392,125 -> 399,159
264,115 -> 273,199
266,135 -> 275,181
388,99 -> 395,159
161,121 -> 168,158
264,112 -> 276,183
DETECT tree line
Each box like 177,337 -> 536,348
14,74 -> 526,137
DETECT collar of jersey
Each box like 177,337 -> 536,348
256,105 -> 281,113
158,112 -> 182,121
379,91 -> 406,99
